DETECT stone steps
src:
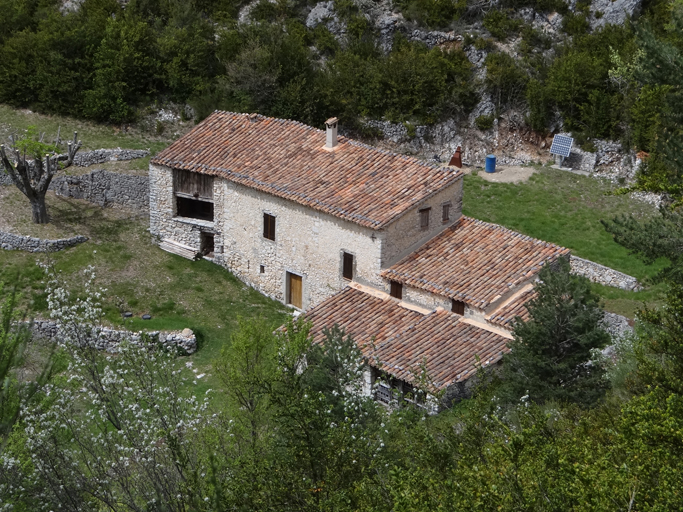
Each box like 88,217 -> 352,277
159,239 -> 196,260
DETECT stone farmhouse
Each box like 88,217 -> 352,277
150,111 -> 569,408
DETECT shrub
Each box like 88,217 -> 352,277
475,114 -> 494,130
483,10 -> 523,40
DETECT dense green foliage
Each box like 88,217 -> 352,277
1,0 -> 682,203
500,258 -> 611,406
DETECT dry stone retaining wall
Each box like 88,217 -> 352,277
73,148 -> 150,167
570,255 -> 640,291
51,169 -> 150,210
32,320 -> 197,355
0,231 -> 87,252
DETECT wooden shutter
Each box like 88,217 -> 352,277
173,169 -> 213,200
390,281 -> 403,300
419,208 -> 431,229
263,213 -> 276,240
442,203 -> 451,223
342,252 -> 354,280
288,273 -> 302,308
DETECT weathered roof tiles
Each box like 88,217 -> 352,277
305,287 -> 510,391
152,111 -> 463,229
382,217 -> 569,309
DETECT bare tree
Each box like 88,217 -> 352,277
0,130 -> 82,224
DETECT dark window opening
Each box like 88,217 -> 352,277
200,232 -> 215,257
342,252 -> 354,280
452,299 -> 465,315
442,203 -> 451,223
419,207 -> 431,230
260,265 -> 265,274
176,196 -> 214,221
390,281 -> 403,300
263,213 -> 276,241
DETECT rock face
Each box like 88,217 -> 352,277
590,0 -> 642,29
32,320 -> 197,355
0,231 -> 87,252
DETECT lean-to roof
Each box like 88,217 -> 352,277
382,217 -> 569,309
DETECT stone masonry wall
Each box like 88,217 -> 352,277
381,176 -> 463,267
72,148 -> 150,167
0,231 -> 87,252
216,178 -> 383,309
51,170 -> 149,210
32,320 -> 197,355
570,255 -> 640,291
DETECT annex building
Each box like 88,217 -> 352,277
150,111 -> 569,408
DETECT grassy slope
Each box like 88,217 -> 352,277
462,167 -> 666,317
0,191 -> 290,392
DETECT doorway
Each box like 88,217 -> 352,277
287,272 -> 302,309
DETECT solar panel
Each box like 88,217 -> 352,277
550,135 -> 573,158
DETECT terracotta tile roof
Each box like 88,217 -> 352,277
305,287 -> 510,391
306,287 -> 423,358
151,111 -> 462,229
487,286 -> 537,328
381,217 -> 570,309
374,310 -> 510,390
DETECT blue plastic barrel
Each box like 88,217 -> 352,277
485,154 -> 496,173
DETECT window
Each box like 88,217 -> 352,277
390,281 -> 403,300
287,272 -> 303,309
375,382 -> 393,404
442,202 -> 451,223
176,196 -> 214,221
342,252 -> 354,280
263,213 -> 276,241
452,299 -> 465,315
419,207 -> 431,230
260,265 -> 265,274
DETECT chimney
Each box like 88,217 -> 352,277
325,117 -> 338,149
448,146 -> 462,168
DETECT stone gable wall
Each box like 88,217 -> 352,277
381,177 -> 463,267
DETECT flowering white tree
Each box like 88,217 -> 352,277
2,266 -> 215,511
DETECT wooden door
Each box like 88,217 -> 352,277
288,273 -> 302,309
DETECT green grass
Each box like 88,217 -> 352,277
0,192 -> 290,390
463,167 -> 667,317
0,104 -> 172,154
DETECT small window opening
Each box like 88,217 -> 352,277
452,299 -> 465,315
176,197 -> 214,221
200,232 -> 215,258
342,252 -> 354,280
260,265 -> 265,274
263,213 -> 276,241
419,207 -> 431,230
442,203 -> 451,223
390,281 -> 403,300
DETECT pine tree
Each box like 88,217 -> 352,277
499,258 -> 611,407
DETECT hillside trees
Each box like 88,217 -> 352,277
498,258 -> 611,406
0,128 -> 81,223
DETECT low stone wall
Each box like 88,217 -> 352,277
570,255 -> 640,291
32,320 -> 197,355
73,148 -> 149,167
51,169 -> 149,210
0,231 -> 87,252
